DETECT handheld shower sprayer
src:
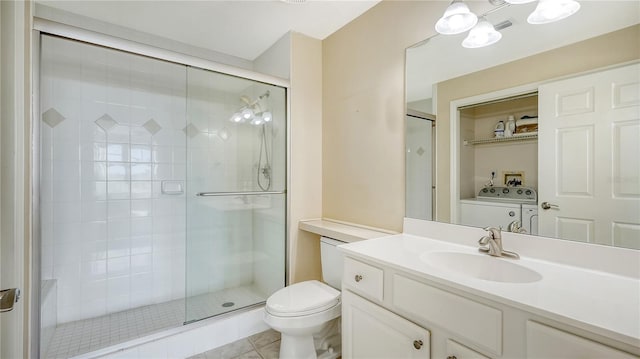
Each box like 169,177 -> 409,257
257,124 -> 271,191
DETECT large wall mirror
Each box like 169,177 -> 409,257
405,1 -> 640,249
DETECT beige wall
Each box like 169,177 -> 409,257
289,33 -> 323,283
322,1 -> 453,232
322,1 -> 639,230
436,25 -> 640,221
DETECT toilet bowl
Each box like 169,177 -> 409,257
264,237 -> 345,359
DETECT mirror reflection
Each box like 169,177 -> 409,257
405,1 -> 640,249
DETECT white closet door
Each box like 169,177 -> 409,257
538,63 -> 640,249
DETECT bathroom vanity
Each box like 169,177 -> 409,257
338,219 -> 640,359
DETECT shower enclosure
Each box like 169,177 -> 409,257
38,34 -> 286,358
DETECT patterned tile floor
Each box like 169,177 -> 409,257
188,329 -> 281,359
45,285 -> 266,359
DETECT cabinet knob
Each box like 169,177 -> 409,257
354,274 -> 363,282
413,340 -> 423,349
446,356 -> 457,359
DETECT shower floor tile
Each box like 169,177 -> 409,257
45,285 -> 267,359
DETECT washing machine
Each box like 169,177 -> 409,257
459,186 -> 538,234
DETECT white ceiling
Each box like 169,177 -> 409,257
37,0 -> 381,61
406,1 -> 640,103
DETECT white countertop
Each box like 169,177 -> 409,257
298,218 -> 394,243
339,233 -> 640,349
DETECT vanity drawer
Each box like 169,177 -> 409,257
343,257 -> 384,301
392,274 -> 502,356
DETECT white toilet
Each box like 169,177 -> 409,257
264,237 -> 344,359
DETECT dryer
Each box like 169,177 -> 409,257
459,186 -> 538,234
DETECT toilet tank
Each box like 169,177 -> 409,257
320,236 -> 345,289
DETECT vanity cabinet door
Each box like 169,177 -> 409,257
342,290 -> 431,359
446,339 -> 490,359
526,321 -> 636,358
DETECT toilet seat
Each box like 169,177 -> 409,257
266,280 -> 340,317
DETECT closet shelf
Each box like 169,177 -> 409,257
464,133 -> 538,146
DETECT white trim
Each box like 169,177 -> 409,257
449,82 -> 541,223
33,17 -> 290,89
0,1 -> 31,357
30,28 -> 41,359
286,87 -> 292,285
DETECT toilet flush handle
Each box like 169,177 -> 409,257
354,274 -> 363,282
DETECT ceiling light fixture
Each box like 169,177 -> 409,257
527,0 -> 581,24
462,18 -> 503,48
435,0 -> 479,35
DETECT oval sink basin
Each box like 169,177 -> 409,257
420,251 -> 542,283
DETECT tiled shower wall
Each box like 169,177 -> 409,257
184,69 -> 286,312
40,36 -> 188,323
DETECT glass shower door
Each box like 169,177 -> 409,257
185,67 -> 286,323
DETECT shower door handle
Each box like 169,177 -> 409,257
196,190 -> 286,197
0,288 -> 20,313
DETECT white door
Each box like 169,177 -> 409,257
538,63 -> 640,249
406,115 -> 434,220
0,1 -> 30,357
342,289 -> 430,359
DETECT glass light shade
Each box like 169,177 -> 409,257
435,1 -> 478,35
504,0 -> 535,4
241,108 -> 254,120
528,0 -> 581,24
462,19 -> 502,48
251,116 -> 264,126
230,112 -> 243,123
262,111 -> 273,122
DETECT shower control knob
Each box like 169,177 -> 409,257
354,274 -> 363,282
413,340 -> 423,349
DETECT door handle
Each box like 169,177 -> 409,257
0,288 -> 20,313
541,202 -> 559,210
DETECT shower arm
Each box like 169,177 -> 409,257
241,90 -> 270,108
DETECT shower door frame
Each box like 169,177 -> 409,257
31,18 -> 291,357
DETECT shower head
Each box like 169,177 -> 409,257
230,91 -> 272,125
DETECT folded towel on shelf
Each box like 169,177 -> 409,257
516,115 -> 538,134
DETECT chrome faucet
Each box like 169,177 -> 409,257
508,220 -> 527,234
478,226 -> 520,259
